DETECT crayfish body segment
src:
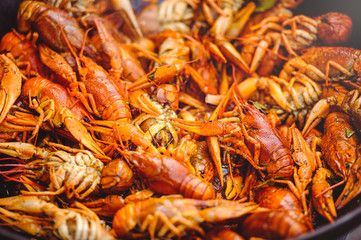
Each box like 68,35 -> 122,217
125,151 -> 216,200
311,168 -> 337,222
321,112 -> 360,178
241,210 -> 309,239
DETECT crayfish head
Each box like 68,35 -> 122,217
101,159 -> 134,193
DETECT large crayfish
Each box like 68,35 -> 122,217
113,197 -> 258,239
171,87 -> 295,181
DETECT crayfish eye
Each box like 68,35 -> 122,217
321,18 -> 330,24
82,117 -> 90,123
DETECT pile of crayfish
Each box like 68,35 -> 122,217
0,0 -> 361,239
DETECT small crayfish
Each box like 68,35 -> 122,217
20,76 -> 104,156
305,111 -> 361,210
0,142 -> 104,200
0,195 -> 114,240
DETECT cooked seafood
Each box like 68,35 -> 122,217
0,0 -> 359,239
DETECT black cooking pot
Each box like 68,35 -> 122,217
0,0 -> 361,239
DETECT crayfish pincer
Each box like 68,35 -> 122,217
0,54 -> 22,125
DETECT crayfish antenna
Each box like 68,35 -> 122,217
0,158 -> 45,190
315,179 -> 345,199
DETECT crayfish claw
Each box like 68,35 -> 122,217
227,2 -> 256,38
111,0 -> 143,39
0,55 -> 22,124
216,37 -> 250,74
199,202 -> 259,223
128,64 -> 184,91
185,65 -> 218,95
335,157 -> 361,209
0,142 -> 46,160
207,136 -> 223,186
302,99 -> 330,136
170,118 -> 233,136
61,108 -> 105,156
311,168 -> 337,222
82,195 -> 126,217
128,89 -> 162,116
170,117 -> 239,185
